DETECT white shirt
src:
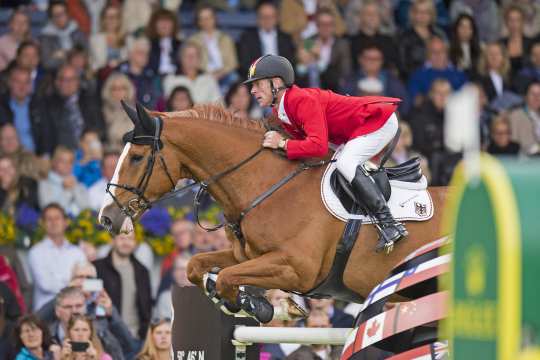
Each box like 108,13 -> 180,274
163,73 -> 222,104
159,37 -> 176,75
28,237 -> 87,310
258,29 -> 278,56
277,89 -> 291,125
317,38 -> 334,71
204,33 -> 224,72
489,70 -> 504,97
88,177 -> 108,212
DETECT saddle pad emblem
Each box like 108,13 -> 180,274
415,202 -> 428,217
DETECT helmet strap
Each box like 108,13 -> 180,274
269,79 -> 286,107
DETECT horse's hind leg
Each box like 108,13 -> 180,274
187,249 -> 240,288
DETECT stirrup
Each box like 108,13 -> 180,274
374,223 -> 408,254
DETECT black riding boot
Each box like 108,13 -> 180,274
350,166 -> 408,252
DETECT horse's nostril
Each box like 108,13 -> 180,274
100,216 -> 112,232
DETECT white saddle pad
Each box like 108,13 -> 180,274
321,150 -> 434,223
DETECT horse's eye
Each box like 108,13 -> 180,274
131,154 -> 144,163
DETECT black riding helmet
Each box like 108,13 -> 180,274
243,54 -> 295,87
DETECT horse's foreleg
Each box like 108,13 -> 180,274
187,249 -> 240,288
215,251 -> 303,304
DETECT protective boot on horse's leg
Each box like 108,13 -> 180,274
335,113 -> 408,252
351,165 -> 408,251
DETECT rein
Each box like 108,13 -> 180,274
107,114 -> 330,247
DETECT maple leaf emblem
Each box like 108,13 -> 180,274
366,319 -> 380,337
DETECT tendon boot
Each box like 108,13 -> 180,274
237,290 -> 274,324
350,166 -> 408,253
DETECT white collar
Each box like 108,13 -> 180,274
277,89 -> 291,125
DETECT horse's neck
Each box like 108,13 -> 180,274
166,119 -> 295,218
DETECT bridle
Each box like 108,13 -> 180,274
106,115 -> 329,247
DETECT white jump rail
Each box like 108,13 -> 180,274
233,326 -> 353,345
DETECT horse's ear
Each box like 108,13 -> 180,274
136,102 -> 155,135
121,100 -> 139,126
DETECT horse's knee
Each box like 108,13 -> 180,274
186,257 -> 204,286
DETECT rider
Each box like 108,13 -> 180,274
243,54 -> 408,248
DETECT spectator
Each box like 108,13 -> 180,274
60,314 -> 112,360
395,0 -> 450,30
36,262 -> 137,358
89,4 -> 127,73
0,245 -> 31,312
94,232 -> 152,339
514,41 -> 540,94
0,124 -> 47,180
296,7 -> 351,91
146,9 -> 181,76
73,129 -> 103,188
0,156 -> 39,213
487,114 -> 520,156
38,147 -> 90,215
66,46 -> 97,95
225,82 -> 262,120
163,42 -> 222,105
160,219 -> 194,276
501,0 -> 540,38
0,10 -> 31,72
42,64 -> 104,152
88,151 -> 119,212
0,255 -> 26,314
49,286 -> 125,360
408,79 -> 451,159
13,315 -> 60,360
117,37 -> 163,110
192,220 -> 215,254
237,1 -> 296,78
476,42 -> 513,102
397,0 -> 446,79
307,298 -> 354,328
188,5 -> 239,92
39,0 -> 88,71
5,41 -> 46,96
344,0 -> 396,36
279,0 -> 346,44
28,204 -> 87,310
407,36 -> 467,105
342,44 -> 409,115
347,0 -> 398,73
121,0 -> 154,35
508,81 -> 540,156
449,14 -> 482,77
101,73 -> 136,149
286,309 -> 342,360
154,256 -> 191,320
66,0 -> 106,36
500,4 -> 532,75
204,0 -> 256,11
135,318 -> 171,360
166,86 -> 194,112
211,227 -> 231,251
0,293 -> 17,358
0,67 -> 44,154
449,0 -> 501,43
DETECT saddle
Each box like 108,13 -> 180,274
330,157 -> 423,214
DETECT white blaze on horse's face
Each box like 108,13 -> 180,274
98,143 -> 131,232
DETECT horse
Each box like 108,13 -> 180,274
98,102 -> 449,321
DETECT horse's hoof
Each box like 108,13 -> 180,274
238,292 -> 274,324
273,297 -> 308,321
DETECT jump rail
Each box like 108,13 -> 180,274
233,326 -> 352,345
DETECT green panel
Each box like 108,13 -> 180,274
452,182 -> 497,358
502,159 -> 540,346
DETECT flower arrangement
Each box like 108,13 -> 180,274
66,209 -> 112,246
0,211 -> 16,246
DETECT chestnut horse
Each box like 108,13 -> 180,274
99,103 -> 448,317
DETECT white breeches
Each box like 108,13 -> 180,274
336,112 -> 399,182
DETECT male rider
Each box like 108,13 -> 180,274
243,54 -> 408,249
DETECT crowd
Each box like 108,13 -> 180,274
0,0 -> 540,359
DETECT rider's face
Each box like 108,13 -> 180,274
250,79 -> 273,107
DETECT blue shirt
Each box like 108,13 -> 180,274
407,64 -> 468,101
15,347 -> 54,360
9,97 -> 35,152
73,150 -> 102,187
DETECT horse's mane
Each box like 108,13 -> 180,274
163,104 -> 265,133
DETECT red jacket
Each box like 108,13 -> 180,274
273,85 -> 400,160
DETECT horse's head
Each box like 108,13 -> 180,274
98,102 -> 181,234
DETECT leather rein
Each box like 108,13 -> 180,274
106,117 -> 329,247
